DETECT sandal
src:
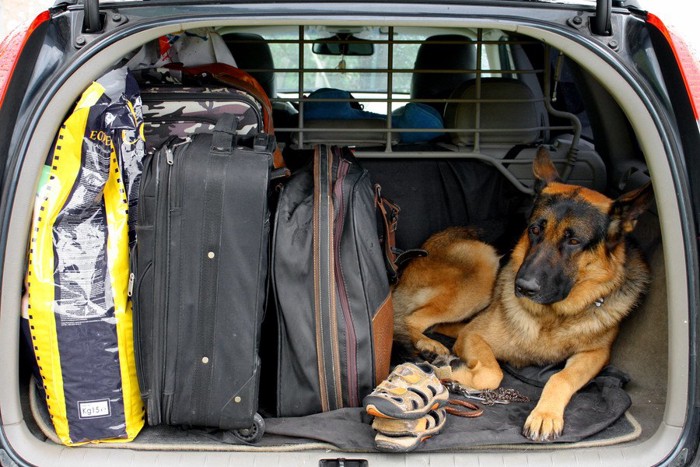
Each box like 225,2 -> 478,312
363,362 -> 448,419
373,408 -> 447,452
371,406 -> 447,436
429,354 -> 465,381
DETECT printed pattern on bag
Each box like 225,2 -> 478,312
24,70 -> 145,445
141,86 -> 263,151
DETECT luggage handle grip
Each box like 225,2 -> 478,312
211,113 -> 239,155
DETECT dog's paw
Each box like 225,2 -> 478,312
415,337 -> 450,356
471,367 -> 502,390
450,360 -> 502,390
522,409 -> 564,442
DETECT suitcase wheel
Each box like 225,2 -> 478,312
233,412 -> 265,443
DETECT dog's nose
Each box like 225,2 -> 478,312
515,277 -> 540,298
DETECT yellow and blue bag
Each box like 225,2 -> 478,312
22,67 -> 145,445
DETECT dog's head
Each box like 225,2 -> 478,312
511,147 -> 653,307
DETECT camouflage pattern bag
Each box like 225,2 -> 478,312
136,67 -> 264,152
135,64 -> 285,169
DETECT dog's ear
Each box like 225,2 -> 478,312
532,146 -> 561,193
607,182 -> 654,246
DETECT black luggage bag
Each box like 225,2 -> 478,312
133,113 -> 277,441
271,144 -> 394,417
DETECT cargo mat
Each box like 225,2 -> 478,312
29,363 -> 641,452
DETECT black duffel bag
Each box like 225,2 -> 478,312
271,144 -> 394,417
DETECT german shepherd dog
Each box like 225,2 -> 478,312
392,147 -> 653,441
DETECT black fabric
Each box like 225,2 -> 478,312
259,364 -> 633,451
362,159 -> 530,254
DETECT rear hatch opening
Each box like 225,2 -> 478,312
1,6 -> 691,466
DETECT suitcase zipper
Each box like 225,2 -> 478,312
131,262 -> 153,399
165,138 -> 191,165
158,141 -> 183,421
332,156 -> 359,407
156,145 -> 173,423
127,272 -> 135,297
129,242 -> 149,401
136,145 -> 170,424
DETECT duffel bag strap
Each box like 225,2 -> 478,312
313,144 -> 344,412
374,185 -> 427,283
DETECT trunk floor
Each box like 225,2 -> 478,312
27,364 -> 642,452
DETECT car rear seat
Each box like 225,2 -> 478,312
223,32 -> 298,144
357,37 -> 527,251
410,34 -> 477,115
444,77 -> 548,148
292,34 -> 476,149
443,77 -> 607,191
294,88 -> 398,148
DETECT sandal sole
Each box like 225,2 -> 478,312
373,409 -> 447,452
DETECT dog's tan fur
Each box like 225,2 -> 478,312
392,148 -> 653,441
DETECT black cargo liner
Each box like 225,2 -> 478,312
23,153 -> 664,452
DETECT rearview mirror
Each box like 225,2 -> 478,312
312,34 -> 374,56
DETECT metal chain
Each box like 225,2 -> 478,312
442,380 -> 530,406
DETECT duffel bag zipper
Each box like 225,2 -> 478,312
332,155 -> 359,407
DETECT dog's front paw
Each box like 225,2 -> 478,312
522,408 -> 564,442
415,337 -> 450,356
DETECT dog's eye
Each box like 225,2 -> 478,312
529,225 -> 541,236
563,228 -> 581,246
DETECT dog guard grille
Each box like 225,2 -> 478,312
224,27 -> 590,193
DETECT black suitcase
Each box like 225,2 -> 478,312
271,145 -> 395,417
132,113 -> 276,441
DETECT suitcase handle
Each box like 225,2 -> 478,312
211,113 -> 239,155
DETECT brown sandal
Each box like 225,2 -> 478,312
363,362 -> 449,420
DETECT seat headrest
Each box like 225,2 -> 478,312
444,78 -> 546,146
224,33 -> 276,97
411,35 -> 477,114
